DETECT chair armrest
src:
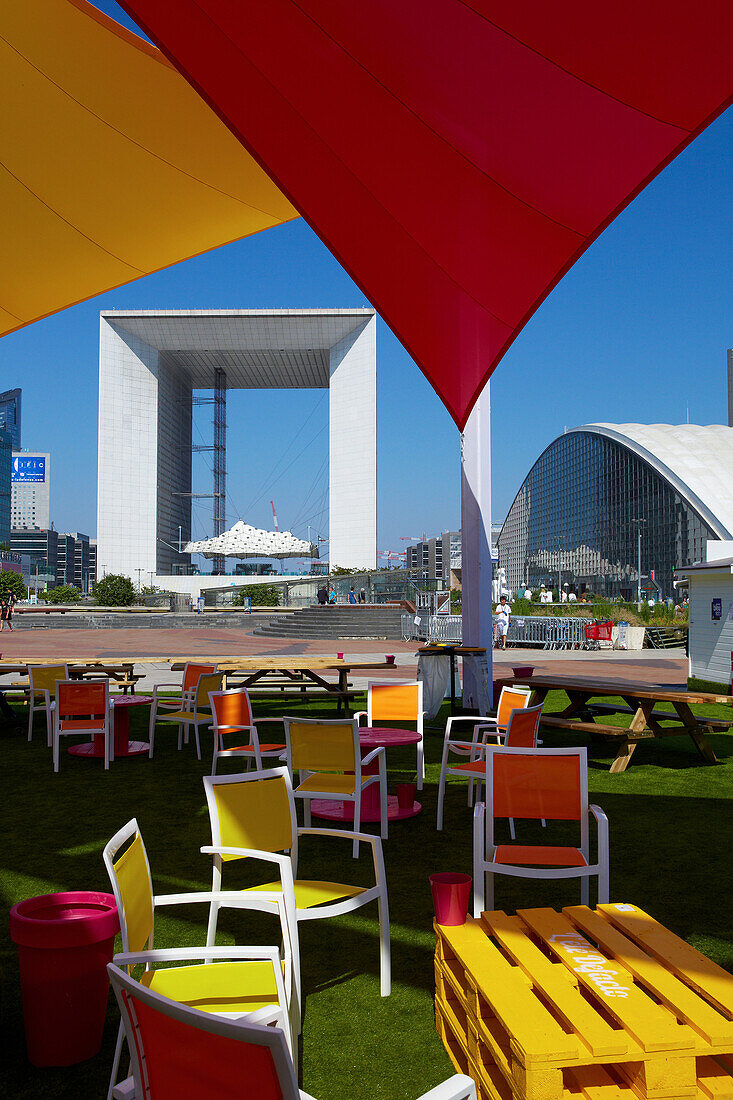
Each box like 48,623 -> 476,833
361,746 -> 385,767
153,889 -> 282,908
252,717 -> 286,725
445,715 -> 494,735
589,804 -> 609,852
113,945 -> 282,966
297,827 -> 386,886
152,683 -> 180,694
417,1075 -> 478,1100
200,846 -> 293,875
448,740 -> 489,752
353,710 -> 367,724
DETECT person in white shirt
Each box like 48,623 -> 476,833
539,584 -> 551,604
568,590 -> 577,602
494,594 -> 510,649
524,587 -> 532,601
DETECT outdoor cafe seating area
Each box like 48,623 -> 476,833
4,655 -> 733,1099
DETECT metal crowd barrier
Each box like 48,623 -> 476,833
401,613 -> 594,649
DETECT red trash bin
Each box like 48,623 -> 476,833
9,891 -> 120,1066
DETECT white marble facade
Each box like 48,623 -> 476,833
97,309 -> 377,579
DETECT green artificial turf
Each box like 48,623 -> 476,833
2,691 -> 733,1098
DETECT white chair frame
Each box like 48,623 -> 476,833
27,663 -> 69,745
436,687 -> 532,830
209,687 -> 286,776
472,746 -> 610,917
354,679 -> 426,789
203,767 -> 391,998
148,670 -> 222,761
282,715 -> 387,858
103,818 -> 298,1100
108,963 -> 476,1100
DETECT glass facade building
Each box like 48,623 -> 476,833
0,429 -> 11,547
0,389 -> 21,449
498,425 -> 732,601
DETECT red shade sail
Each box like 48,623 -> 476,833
119,1 -> 732,428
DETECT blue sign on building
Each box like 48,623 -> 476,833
12,455 -> 45,483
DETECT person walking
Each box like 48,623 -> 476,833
494,593 -> 510,649
348,586 -> 357,604
328,586 -> 337,604
359,587 -> 366,603
0,592 -> 10,632
317,584 -> 328,605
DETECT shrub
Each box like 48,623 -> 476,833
0,569 -> 27,600
233,584 -> 281,607
93,574 -> 137,606
40,584 -> 83,604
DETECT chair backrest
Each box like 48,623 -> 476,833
204,768 -> 296,861
283,717 -> 357,774
56,680 -> 108,727
503,703 -> 543,748
495,686 -> 532,729
487,746 -> 586,824
182,662 -> 217,692
196,672 -> 224,708
29,664 -> 69,698
108,963 -> 299,1100
210,687 -> 254,732
103,819 -> 154,955
368,681 -> 422,722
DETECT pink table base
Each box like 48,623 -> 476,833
68,696 -> 153,759
311,726 -> 422,822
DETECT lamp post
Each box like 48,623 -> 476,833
136,567 -> 143,591
631,518 -> 646,609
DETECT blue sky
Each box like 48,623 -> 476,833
2,3 -> 730,563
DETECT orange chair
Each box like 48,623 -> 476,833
53,679 -> 111,772
149,671 -> 223,760
148,662 -> 217,743
436,687 -> 532,829
472,746 -> 609,915
355,681 -> 424,788
108,962 -> 477,1100
209,688 -> 286,775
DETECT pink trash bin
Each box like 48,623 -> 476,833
429,873 -> 472,926
9,891 -> 120,1066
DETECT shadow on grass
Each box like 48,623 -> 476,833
2,694 -> 733,1098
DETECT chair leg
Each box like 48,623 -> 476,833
53,730 -> 59,773
436,748 -> 449,831
379,765 -> 388,841
193,721 -> 201,761
467,778 -> 474,807
206,901 -> 220,948
106,1020 -> 125,1100
177,723 -> 184,750
46,707 -> 53,748
377,890 -> 391,997
417,739 -> 424,791
352,793 -> 361,859
598,861 -> 609,905
303,798 -> 312,828
27,701 -> 34,742
508,818 -> 516,841
581,875 -> 590,906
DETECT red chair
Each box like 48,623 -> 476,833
473,746 -> 609,915
209,687 -> 286,775
108,963 -> 478,1100
53,680 -> 110,772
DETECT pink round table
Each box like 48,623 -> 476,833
68,696 -> 153,759
311,727 -> 422,823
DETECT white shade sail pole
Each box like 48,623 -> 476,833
460,386 -> 493,709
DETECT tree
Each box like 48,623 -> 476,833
94,573 -> 137,606
0,569 -> 26,599
233,584 -> 280,607
40,584 -> 83,604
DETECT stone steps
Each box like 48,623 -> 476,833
252,606 -> 404,639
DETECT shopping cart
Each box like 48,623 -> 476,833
583,620 -> 614,650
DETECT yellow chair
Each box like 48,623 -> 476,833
149,671 -> 223,760
209,687 -> 286,776
203,767 -> 391,998
354,680 -> 425,788
103,817 -> 297,1100
148,660 -> 216,741
27,663 -> 69,744
283,716 -> 387,858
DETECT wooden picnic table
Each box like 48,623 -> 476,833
505,674 -> 732,772
435,903 -> 733,1100
169,657 -> 394,714
0,660 -> 143,694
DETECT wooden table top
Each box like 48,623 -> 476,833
171,657 -> 393,672
509,674 -> 732,706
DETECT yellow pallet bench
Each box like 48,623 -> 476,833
434,904 -> 733,1100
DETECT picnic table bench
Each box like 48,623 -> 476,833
170,657 -> 392,715
505,675 -> 732,772
0,661 -> 143,695
435,903 -> 733,1100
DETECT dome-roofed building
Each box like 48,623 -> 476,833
497,424 -> 733,601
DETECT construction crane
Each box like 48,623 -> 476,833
270,501 -> 279,532
400,534 -> 426,542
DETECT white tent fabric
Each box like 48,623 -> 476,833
185,520 -> 315,560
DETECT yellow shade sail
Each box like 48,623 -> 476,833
0,0 -> 297,337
